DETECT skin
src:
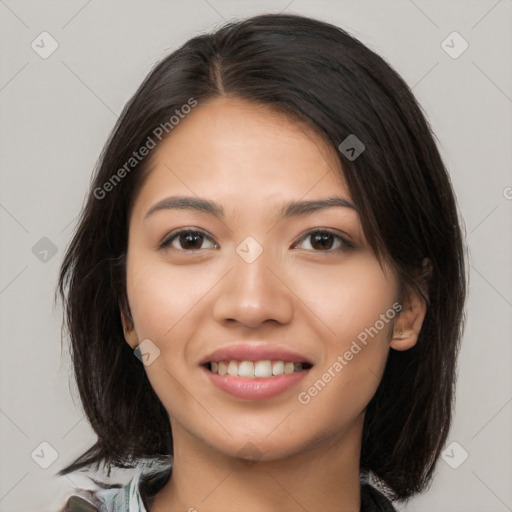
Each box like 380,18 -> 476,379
122,97 -> 427,512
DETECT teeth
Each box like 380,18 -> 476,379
218,361 -> 227,376
254,360 -> 272,378
239,360 -> 254,378
209,360 -> 307,378
272,360 -> 284,375
284,362 -> 294,374
227,361 -> 238,376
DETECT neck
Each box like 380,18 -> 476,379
148,415 -> 364,512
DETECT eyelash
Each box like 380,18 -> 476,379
159,228 -> 355,253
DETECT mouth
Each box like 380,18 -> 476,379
199,344 -> 314,400
203,359 -> 313,378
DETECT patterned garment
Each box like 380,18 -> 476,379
60,463 -> 396,512
60,470 -> 147,512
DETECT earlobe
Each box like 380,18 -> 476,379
390,286 -> 428,352
121,312 -> 139,349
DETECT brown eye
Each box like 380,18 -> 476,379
160,230 -> 217,251
293,229 -> 353,252
310,232 -> 335,250
179,232 -> 205,250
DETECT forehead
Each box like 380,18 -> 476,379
132,97 -> 350,216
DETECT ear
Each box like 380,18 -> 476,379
121,310 -> 139,350
390,259 -> 431,351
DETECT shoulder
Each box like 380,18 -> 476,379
58,480 -> 135,512
58,491 -> 101,512
58,457 -> 170,512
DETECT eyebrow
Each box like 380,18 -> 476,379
144,195 -> 357,220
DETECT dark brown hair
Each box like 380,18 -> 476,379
56,13 -> 466,502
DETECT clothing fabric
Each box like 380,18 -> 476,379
59,458 -> 163,512
60,463 -> 397,512
61,470 -> 146,512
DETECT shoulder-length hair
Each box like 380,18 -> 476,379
56,13 -> 466,502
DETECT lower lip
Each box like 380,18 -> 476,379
202,366 -> 310,400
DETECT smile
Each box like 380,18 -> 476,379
205,359 -> 312,378
202,359 -> 313,400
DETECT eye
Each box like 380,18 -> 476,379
159,229 -> 218,251
292,229 -> 354,252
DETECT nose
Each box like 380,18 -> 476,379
212,247 -> 294,329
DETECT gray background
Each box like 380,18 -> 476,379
1,1 -> 511,511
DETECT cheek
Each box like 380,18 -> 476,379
125,252 -> 213,342
124,254 -> 209,407
294,256 -> 398,412
290,253 -> 398,347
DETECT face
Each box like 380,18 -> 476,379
122,97 -> 421,462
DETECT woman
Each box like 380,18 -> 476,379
56,12 -> 466,512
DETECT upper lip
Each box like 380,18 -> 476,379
199,343 -> 314,365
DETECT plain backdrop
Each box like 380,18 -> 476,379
0,1 -> 511,511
